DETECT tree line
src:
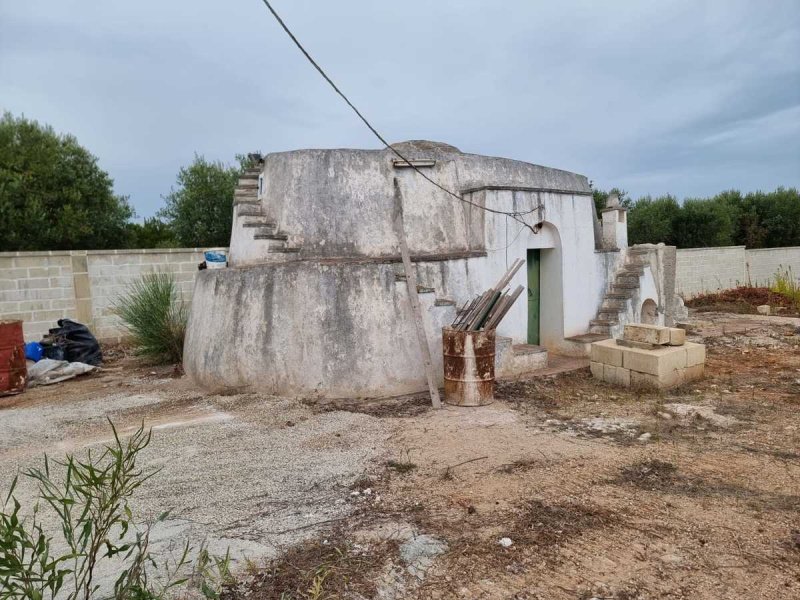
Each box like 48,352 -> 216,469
2,113 -> 798,251
0,113 -> 247,251
593,186 -> 800,249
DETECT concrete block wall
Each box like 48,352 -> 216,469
674,246 -> 746,298
1,249 -> 208,341
745,246 -> 800,287
0,253 -> 78,341
675,246 -> 800,298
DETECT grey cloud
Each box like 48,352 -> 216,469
1,0 -> 798,217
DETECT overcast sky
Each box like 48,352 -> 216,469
2,0 -> 798,218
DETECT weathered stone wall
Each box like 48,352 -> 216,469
0,249 -> 206,341
675,246 -> 800,297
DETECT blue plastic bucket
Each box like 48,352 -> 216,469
204,248 -> 228,269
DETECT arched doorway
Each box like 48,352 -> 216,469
526,223 -> 562,347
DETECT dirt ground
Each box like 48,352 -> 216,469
1,311 -> 798,599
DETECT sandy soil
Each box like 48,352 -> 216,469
1,312 -> 798,599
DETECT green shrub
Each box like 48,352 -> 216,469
0,422 -> 231,600
114,273 -> 188,363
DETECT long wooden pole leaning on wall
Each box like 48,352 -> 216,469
392,178 -> 442,409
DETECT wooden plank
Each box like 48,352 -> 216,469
393,178 -> 442,409
485,285 -> 524,329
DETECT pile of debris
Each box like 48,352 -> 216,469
451,260 -> 524,331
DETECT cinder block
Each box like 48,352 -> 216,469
18,278 -> 50,290
680,363 -> 705,384
685,342 -> 706,367
668,328 -> 686,346
622,344 -> 687,378
630,371 -> 660,390
71,254 -> 89,274
14,256 -> 49,268
590,338 -> 624,367
73,274 -> 92,299
624,323 -> 670,345
590,361 -> 604,380
18,300 -> 49,311
604,364 -> 631,387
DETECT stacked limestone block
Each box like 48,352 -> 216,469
590,324 -> 706,389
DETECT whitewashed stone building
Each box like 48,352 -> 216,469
184,141 -> 682,397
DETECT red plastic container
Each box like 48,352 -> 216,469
0,320 -> 27,396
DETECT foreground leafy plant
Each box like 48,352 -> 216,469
114,272 -> 188,364
0,422 -> 229,600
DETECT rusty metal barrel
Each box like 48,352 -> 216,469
442,327 -> 496,406
0,320 -> 27,396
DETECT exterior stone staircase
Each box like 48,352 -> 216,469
588,245 -> 651,338
233,167 -> 302,260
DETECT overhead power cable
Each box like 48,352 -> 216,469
257,0 -> 540,232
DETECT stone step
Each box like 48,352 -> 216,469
237,180 -> 258,190
242,221 -> 276,229
591,318 -> 618,327
236,205 -> 264,217
589,324 -> 612,336
626,257 -> 649,267
627,246 -> 651,255
619,267 -> 644,276
417,286 -> 435,294
616,274 -> 640,286
233,198 -> 260,206
565,332 -> 609,344
240,171 -> 260,180
605,292 -> 633,300
269,246 -> 301,253
612,281 -> 639,290
254,230 -> 288,240
597,309 -> 623,321
602,297 -> 627,308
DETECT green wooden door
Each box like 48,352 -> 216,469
527,249 -> 540,345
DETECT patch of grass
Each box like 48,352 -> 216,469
613,459 -> 800,511
771,265 -> 800,311
499,499 -> 620,554
113,272 -> 188,364
616,459 -> 678,490
224,532 -> 392,600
